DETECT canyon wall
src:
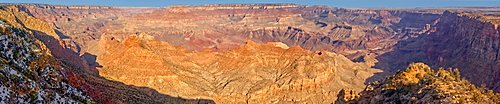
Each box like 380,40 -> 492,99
424,11 -> 500,91
372,10 -> 500,92
14,4 -> 156,53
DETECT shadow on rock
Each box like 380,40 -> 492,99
32,29 -> 215,103
365,35 -> 431,84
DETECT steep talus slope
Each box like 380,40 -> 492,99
0,4 -> 96,72
340,63 -> 500,103
0,22 -> 92,103
96,33 -> 381,103
0,5 -> 214,103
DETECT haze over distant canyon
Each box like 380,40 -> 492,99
0,3 -> 500,103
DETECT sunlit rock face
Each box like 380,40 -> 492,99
342,63 -> 500,104
96,33 -> 381,103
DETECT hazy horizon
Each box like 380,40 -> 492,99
1,0 -> 499,8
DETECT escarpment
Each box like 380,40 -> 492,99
372,10 -> 500,92
424,11 -> 500,92
15,3 -> 441,54
12,4 -> 156,53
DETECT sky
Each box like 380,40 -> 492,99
1,0 -> 499,8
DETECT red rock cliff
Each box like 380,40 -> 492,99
96,33 -> 382,103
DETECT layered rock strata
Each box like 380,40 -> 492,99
95,33 -> 381,103
424,11 -> 500,91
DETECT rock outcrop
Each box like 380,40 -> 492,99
0,21 -> 92,103
95,33 -> 381,103
372,10 -> 500,92
342,63 -> 500,103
